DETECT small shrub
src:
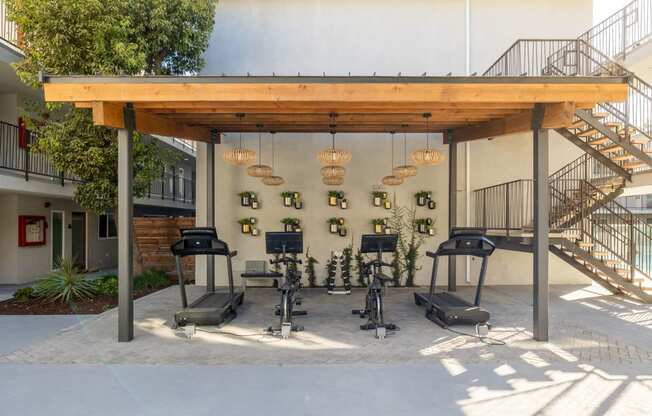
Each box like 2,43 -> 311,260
94,276 -> 118,296
13,287 -> 34,303
33,258 -> 96,303
134,269 -> 170,291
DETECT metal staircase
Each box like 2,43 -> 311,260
476,23 -> 652,300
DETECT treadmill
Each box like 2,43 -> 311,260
415,227 -> 495,328
171,227 -> 244,327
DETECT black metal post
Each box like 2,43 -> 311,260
206,137 -> 216,293
172,166 -> 177,201
448,138 -> 457,292
505,184 -> 510,236
533,104 -> 549,342
24,139 -> 29,182
118,104 -> 135,342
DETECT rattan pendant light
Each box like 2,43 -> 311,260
262,132 -> 284,186
321,165 -> 346,178
411,113 -> 445,166
247,128 -> 274,177
322,176 -> 344,185
382,132 -> 404,186
317,130 -> 352,166
393,131 -> 418,179
223,132 -> 256,166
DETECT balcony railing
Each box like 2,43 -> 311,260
578,0 -> 652,62
0,120 -> 195,205
146,171 -> 195,205
0,0 -> 19,48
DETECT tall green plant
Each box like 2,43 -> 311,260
354,249 -> 367,287
401,207 -> 426,287
34,258 -> 96,303
305,248 -> 319,288
387,201 -> 406,286
7,0 -> 217,213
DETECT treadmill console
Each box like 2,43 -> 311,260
171,227 -> 230,257
436,227 -> 495,257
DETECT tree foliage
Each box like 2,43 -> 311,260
7,0 -> 217,213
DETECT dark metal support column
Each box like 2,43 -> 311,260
118,104 -> 135,342
532,104 -> 549,342
448,138 -> 457,292
205,136 -> 216,293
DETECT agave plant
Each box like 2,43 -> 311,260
34,258 -> 96,303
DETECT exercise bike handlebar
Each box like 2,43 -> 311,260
363,259 -> 392,269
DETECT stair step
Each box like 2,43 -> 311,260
612,154 -> 634,162
604,259 -> 622,267
624,161 -> 646,169
588,136 -> 610,146
577,241 -> 594,249
593,112 -> 608,119
601,145 -> 622,154
579,128 -> 599,137
571,119 -> 587,128
593,251 -> 608,258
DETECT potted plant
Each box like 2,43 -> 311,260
281,191 -> 294,207
251,227 -> 260,236
327,218 -> 340,233
384,199 -> 392,210
415,219 -> 427,234
340,198 -> 348,209
339,226 -> 348,237
239,191 -> 252,206
415,191 -> 429,206
428,200 -> 436,210
238,218 -> 252,234
372,218 -> 385,234
372,191 -> 384,207
328,190 -> 339,206
294,197 -> 303,209
251,199 -> 260,209
282,217 -> 300,232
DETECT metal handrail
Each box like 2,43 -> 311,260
578,0 -> 652,62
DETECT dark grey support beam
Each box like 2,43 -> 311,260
118,105 -> 135,342
448,137 -> 457,291
532,104 -> 549,342
205,135 -> 216,293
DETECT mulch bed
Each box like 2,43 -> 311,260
0,283 -> 175,315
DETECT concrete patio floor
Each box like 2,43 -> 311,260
2,284 -> 652,415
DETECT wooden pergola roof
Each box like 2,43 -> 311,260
42,75 -> 629,143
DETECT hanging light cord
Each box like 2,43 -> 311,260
403,132 -> 408,164
391,132 -> 395,169
257,132 -> 262,164
271,133 -> 275,170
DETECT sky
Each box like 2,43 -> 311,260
594,0 -> 630,23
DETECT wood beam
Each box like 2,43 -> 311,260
448,102 -> 575,143
44,83 -> 627,105
89,103 -> 211,141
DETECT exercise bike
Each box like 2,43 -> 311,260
352,234 -> 399,339
265,232 -> 306,339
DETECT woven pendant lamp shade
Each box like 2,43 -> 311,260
382,175 -> 403,186
394,132 -> 418,178
247,131 -> 273,177
322,176 -> 344,185
317,132 -> 351,166
411,115 -> 445,166
320,165 -> 346,178
223,133 -> 256,166
393,164 -> 418,178
411,148 -> 445,166
262,175 -> 284,186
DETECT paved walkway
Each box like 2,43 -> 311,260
1,285 -> 652,415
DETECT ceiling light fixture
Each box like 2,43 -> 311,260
411,113 -> 445,166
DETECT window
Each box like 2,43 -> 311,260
99,213 -> 117,239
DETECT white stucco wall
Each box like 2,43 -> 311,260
0,193 -> 118,284
196,0 -> 596,287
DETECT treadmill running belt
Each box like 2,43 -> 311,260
191,293 -> 231,309
434,292 -> 472,308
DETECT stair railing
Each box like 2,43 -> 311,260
485,39 -> 652,154
578,0 -> 652,62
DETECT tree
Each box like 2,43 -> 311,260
7,0 -> 218,213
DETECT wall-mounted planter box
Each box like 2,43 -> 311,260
281,191 -> 302,209
239,192 -> 259,209
428,200 -> 436,210
340,199 -> 348,209
328,217 -> 347,236
329,195 -> 338,206
251,200 -> 260,209
330,223 -> 339,233
384,200 -> 392,210
415,191 -> 436,210
282,218 -> 301,232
